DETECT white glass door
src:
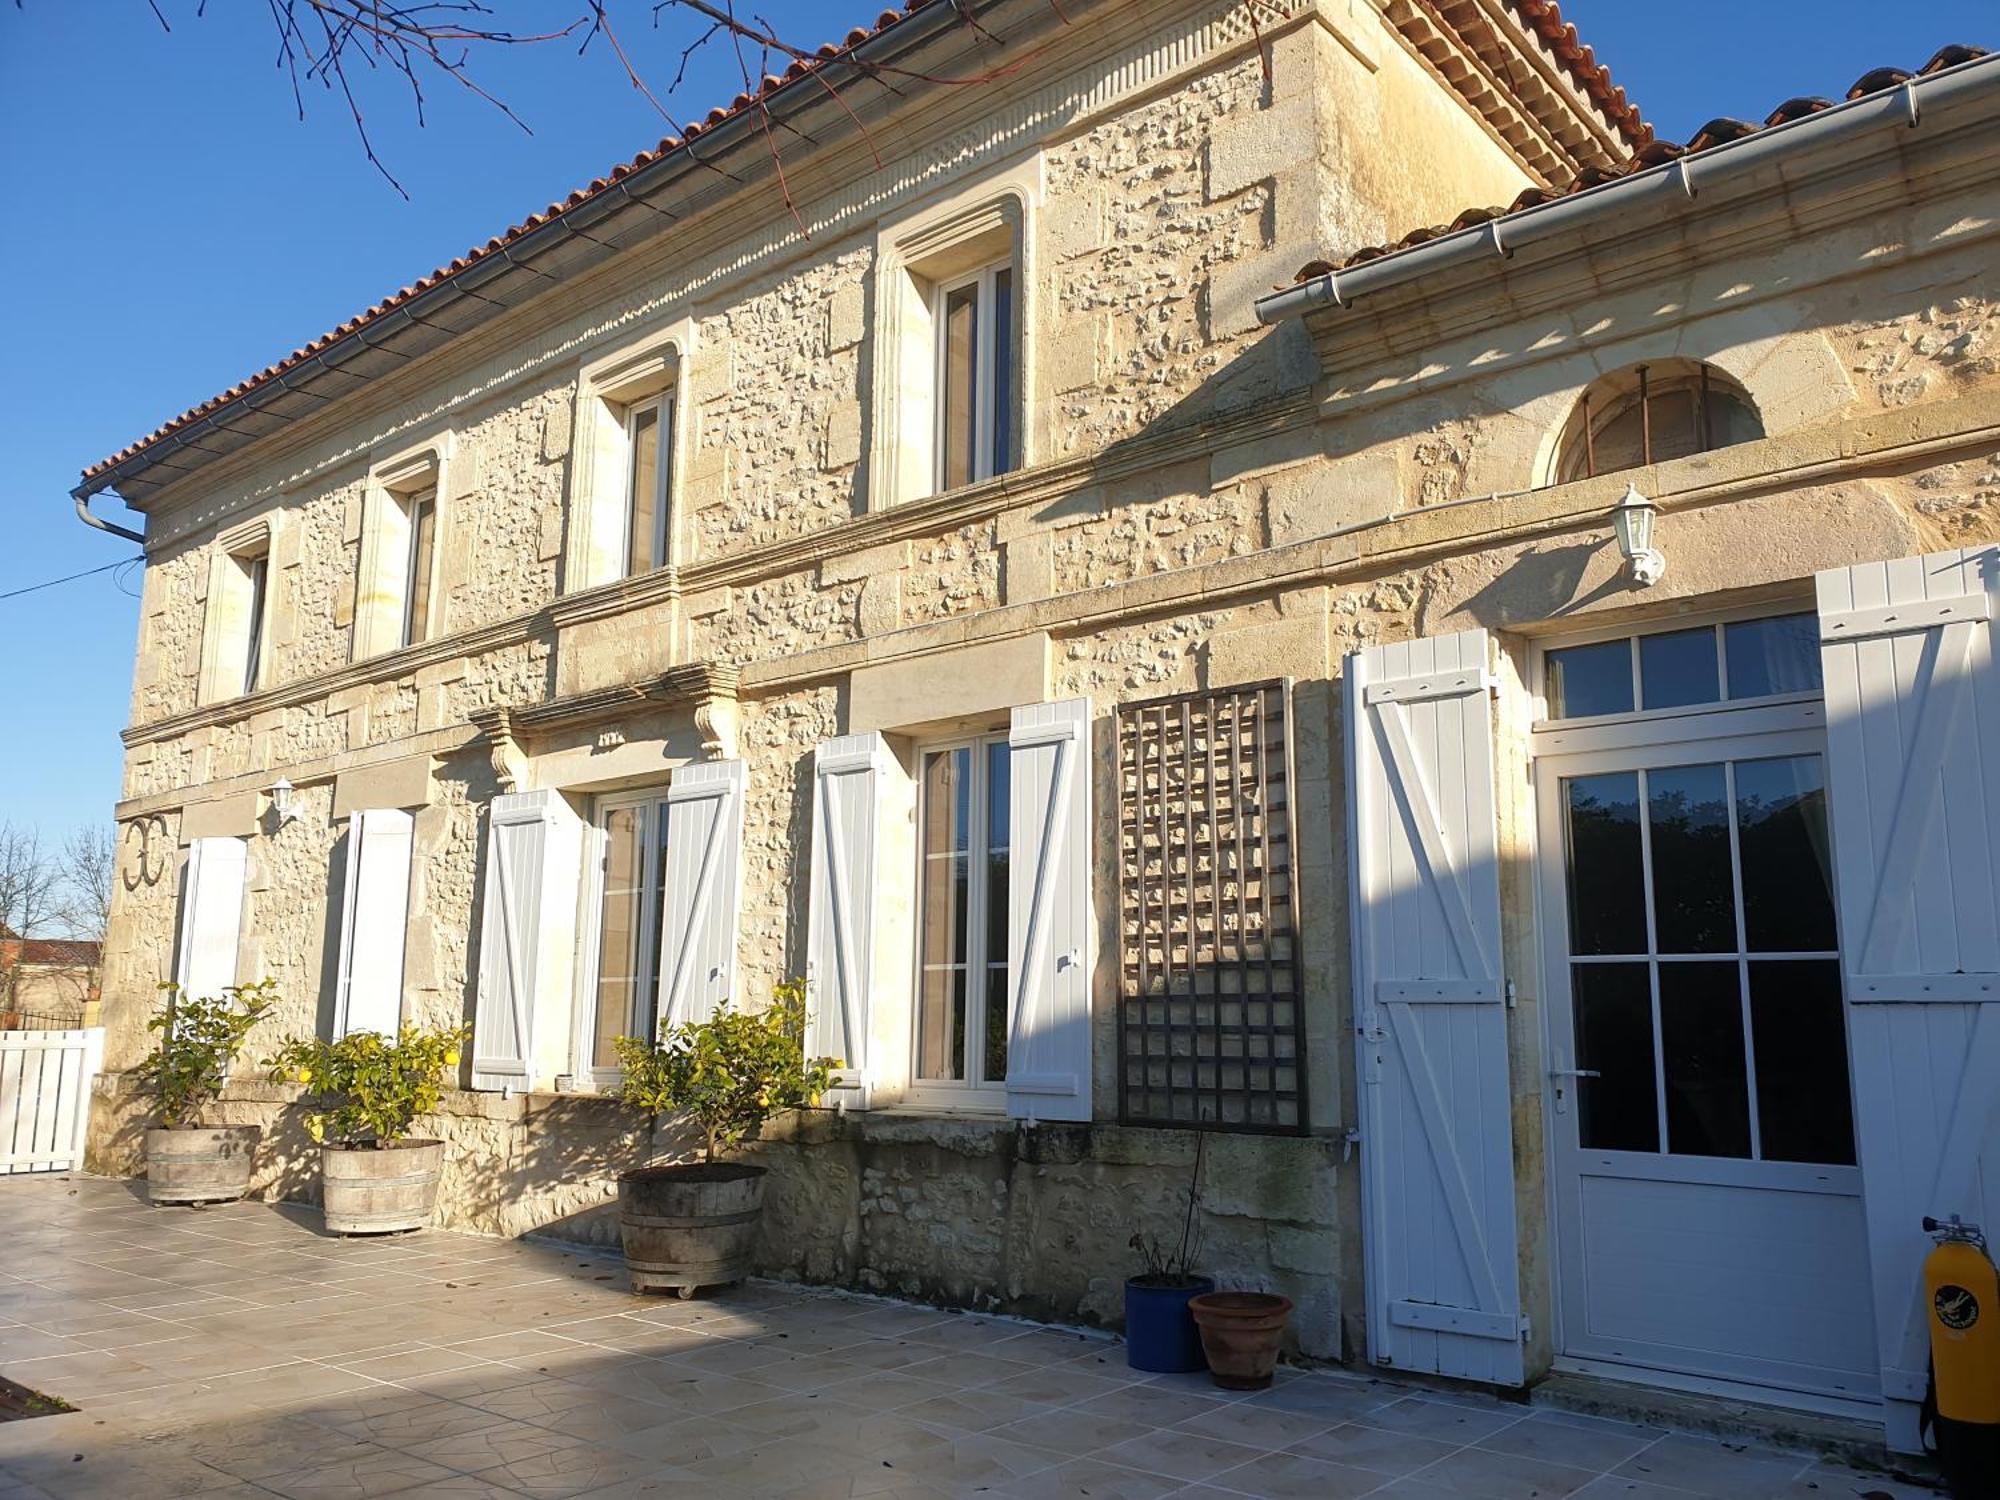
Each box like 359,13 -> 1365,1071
1538,723 -> 1878,1403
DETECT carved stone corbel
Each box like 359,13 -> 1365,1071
661,662 -> 742,761
471,706 -> 526,792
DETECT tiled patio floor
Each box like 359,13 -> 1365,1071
0,1178 -> 1939,1500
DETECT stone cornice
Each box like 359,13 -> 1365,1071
116,387 -> 2000,811
126,385 -> 1315,748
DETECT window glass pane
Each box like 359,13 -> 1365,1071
1547,640 -> 1633,719
983,965 -> 1009,1084
1748,959 -> 1854,1165
1735,755 -> 1837,952
242,556 -> 268,694
592,806 -> 644,1069
918,749 -> 971,1081
1638,628 -> 1719,711
1573,962 -> 1657,1151
1724,614 -> 1820,699
1647,763 -> 1735,954
940,283 -> 979,492
1658,960 -> 1751,1158
990,267 -> 1013,478
985,738 -> 1010,970
405,492 -> 436,646
1564,773 -> 1646,955
626,401 -> 661,577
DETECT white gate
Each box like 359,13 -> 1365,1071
0,1028 -> 104,1174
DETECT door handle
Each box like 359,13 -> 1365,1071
1549,1067 -> 1598,1115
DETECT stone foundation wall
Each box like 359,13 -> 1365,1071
86,1079 -> 1345,1357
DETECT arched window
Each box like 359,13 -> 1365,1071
1554,361 -> 1762,484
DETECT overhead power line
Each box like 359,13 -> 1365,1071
0,555 -> 145,602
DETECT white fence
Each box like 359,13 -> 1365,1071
0,1028 -> 104,1174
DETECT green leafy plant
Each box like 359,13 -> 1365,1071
612,978 -> 839,1164
265,1022 -> 468,1146
137,979 -> 277,1128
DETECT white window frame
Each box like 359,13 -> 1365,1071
398,483 -> 439,648
565,320 -> 693,593
198,519 -> 274,704
930,260 -> 1014,494
355,441 -> 448,661
1530,602 -> 1827,757
869,154 -> 1041,511
905,729 -> 1011,1112
621,391 -> 675,578
574,785 -> 671,1088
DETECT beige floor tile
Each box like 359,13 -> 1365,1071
257,1444 -> 460,1500
1097,1426 -> 1268,1482
1610,1435 -> 1810,1498
1359,1395 -> 1527,1445
991,1455 -> 1186,1500
1477,1411 -> 1664,1472
986,1405 -> 1156,1458
1201,1448 -> 1396,1499
395,1417 -> 582,1474
1287,1419 -> 1462,1476
1407,1444 -> 1601,1498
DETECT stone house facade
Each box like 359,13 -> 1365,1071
74,0 -> 2000,1453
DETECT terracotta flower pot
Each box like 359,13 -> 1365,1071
1189,1290 -> 1293,1390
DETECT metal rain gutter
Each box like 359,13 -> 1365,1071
1255,51 -> 2000,326
69,0 -> 983,527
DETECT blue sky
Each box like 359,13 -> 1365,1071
0,0 -> 1989,850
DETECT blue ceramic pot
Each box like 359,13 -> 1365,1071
1124,1274 -> 1214,1372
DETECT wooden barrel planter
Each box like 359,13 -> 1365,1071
320,1140 -> 445,1234
144,1126 -> 262,1206
618,1163 -> 766,1297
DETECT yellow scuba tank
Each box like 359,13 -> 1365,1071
1923,1215 -> 2000,1497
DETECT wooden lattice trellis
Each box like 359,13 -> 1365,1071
1115,680 -> 1305,1131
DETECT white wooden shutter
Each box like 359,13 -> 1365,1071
1347,630 -> 1523,1386
174,837 -> 247,1000
657,759 -> 746,1031
333,807 -> 414,1038
472,791 -> 557,1093
1817,545 -> 2000,1450
1005,698 -> 1093,1123
807,735 -> 896,1107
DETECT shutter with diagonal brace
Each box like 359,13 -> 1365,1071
807,734 -> 913,1108
174,837 -> 247,1001
472,790 -> 583,1093
1006,698 -> 1094,1123
1347,630 -> 1523,1385
1817,545 -> 2000,1451
333,807 -> 414,1038
657,759 -> 747,1030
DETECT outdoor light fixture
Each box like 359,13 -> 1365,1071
267,777 -> 301,827
1613,484 -> 1666,587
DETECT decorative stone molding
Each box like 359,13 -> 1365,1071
501,661 -> 742,760
471,706 -> 525,793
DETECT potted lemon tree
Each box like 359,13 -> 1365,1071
267,1023 -> 466,1234
611,978 -> 836,1297
137,979 -> 276,1206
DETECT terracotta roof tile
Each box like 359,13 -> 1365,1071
81,0 -> 1645,489
1302,43 -> 1988,281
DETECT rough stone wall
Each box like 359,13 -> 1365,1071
736,686 -> 844,1006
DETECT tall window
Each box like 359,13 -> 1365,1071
624,393 -> 673,577
239,553 -> 269,695
1554,361 -> 1762,484
586,790 -> 671,1072
915,734 -> 1011,1096
935,262 -> 1014,493
400,486 -> 437,646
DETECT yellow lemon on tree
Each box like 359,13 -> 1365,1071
444,1049 -> 462,1068
292,1067 -> 310,1085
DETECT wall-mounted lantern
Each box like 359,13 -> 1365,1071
267,776 -> 302,828
1614,484 -> 1666,587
